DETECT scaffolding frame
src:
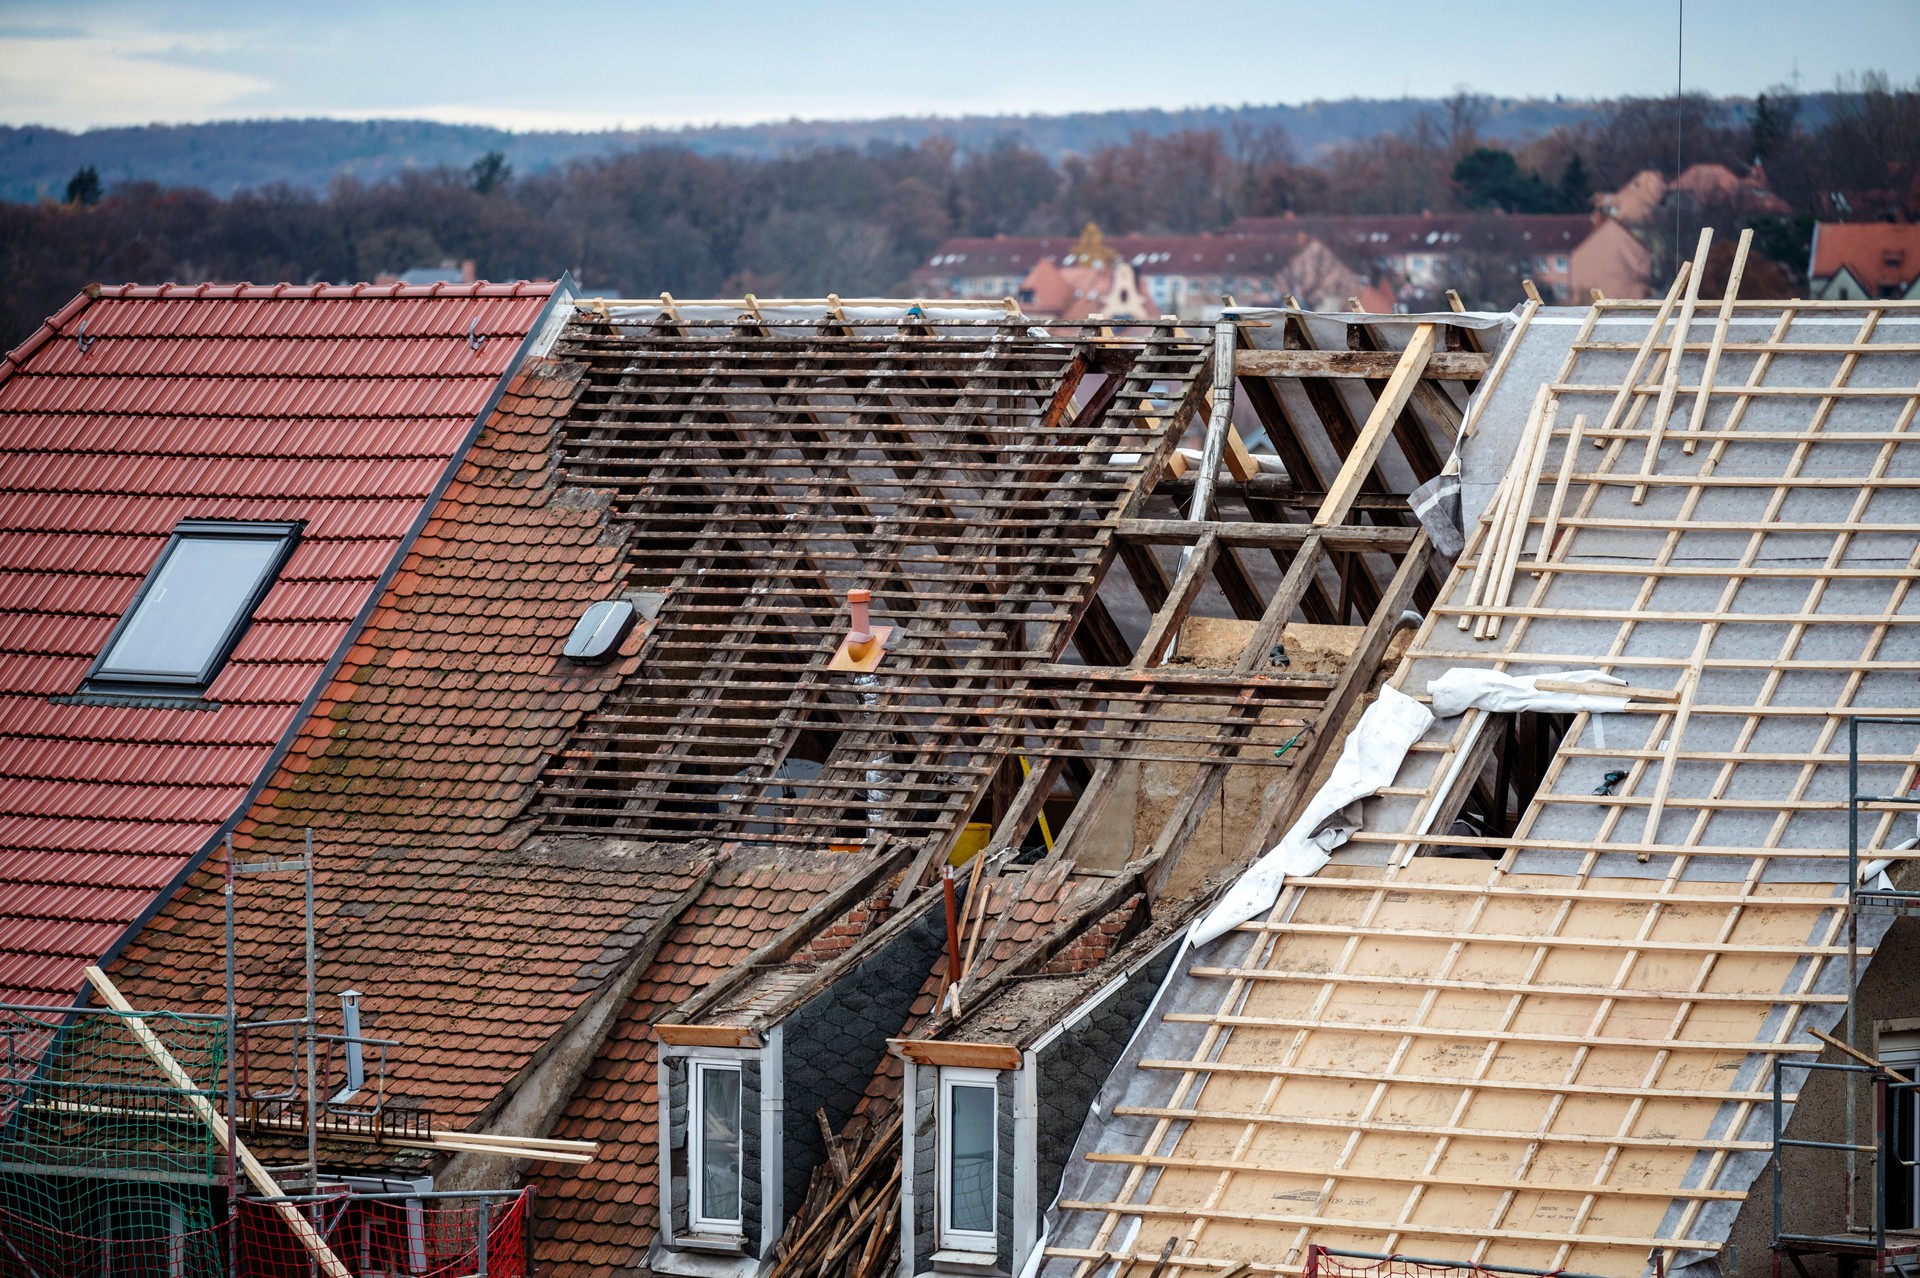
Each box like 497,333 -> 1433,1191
1771,1061 -> 1920,1278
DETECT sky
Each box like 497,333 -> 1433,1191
2,0 -> 1917,133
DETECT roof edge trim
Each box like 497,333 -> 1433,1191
0,287 -> 98,387
889,1038 -> 1021,1070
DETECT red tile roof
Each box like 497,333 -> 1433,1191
533,854 -> 853,1277
913,217 -> 1607,286
1,281 -> 555,1003
913,232 -> 1324,281
113,356 -> 678,1123
1231,212 -> 1604,255
1811,222 -> 1920,293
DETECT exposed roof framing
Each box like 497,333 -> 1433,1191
925,312 -> 1492,998
1043,288 -> 1920,1278
532,313 -> 1217,859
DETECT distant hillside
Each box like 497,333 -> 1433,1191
0,98 -> 1611,202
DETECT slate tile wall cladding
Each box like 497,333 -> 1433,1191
995,1069 -> 1015,1274
782,897 -> 955,1225
1034,940 -> 1179,1213
740,1061 -> 763,1256
912,1063 -> 938,1274
665,1057 -> 689,1240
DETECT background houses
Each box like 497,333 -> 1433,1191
914,212 -> 1650,318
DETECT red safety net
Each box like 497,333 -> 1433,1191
236,1189 -> 530,1278
0,1191 -> 529,1278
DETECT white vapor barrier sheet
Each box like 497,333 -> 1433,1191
1426,667 -> 1632,717
1193,669 -> 1635,945
1192,686 -> 1432,946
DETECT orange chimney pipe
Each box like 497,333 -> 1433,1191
845,587 -> 882,663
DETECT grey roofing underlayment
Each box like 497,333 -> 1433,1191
1039,299 -> 1920,1278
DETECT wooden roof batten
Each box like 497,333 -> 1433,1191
623,301 -> 1488,1278
531,311 -> 1229,894
1042,241 -> 1920,1278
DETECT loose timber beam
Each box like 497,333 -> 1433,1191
85,966 -> 353,1278
1633,227 -> 1715,504
1235,349 -> 1490,379
1312,323 -> 1439,526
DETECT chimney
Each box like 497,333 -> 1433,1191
460,259 -> 477,283
846,588 -> 873,652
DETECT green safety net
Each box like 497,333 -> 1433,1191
0,1004 -> 228,1276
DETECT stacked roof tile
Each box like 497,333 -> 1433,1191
0,282 -> 553,1003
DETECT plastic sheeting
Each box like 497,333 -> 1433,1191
1191,669 -> 1637,946
1426,666 -> 1632,717
1192,686 -> 1433,946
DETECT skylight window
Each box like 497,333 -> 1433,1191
86,519 -> 300,695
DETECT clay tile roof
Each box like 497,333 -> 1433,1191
111,351 -> 702,1124
1,282 -> 554,1003
1812,222 -> 1920,292
914,233 -> 1323,281
912,218 -> 1608,287
1231,212 -> 1603,258
532,852 -> 852,1274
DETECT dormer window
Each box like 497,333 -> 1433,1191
658,1042 -> 761,1265
86,519 -> 300,695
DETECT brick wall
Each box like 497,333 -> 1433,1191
1042,894 -> 1147,977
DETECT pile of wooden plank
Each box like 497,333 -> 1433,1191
769,1110 -> 903,1278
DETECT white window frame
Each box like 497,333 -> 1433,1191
687,1058 -> 746,1235
1881,1030 -> 1920,1230
101,1198 -> 186,1278
937,1066 -> 1000,1253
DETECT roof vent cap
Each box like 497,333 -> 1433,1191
564,598 -> 637,664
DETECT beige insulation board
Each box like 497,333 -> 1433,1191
1041,297 -> 1920,1278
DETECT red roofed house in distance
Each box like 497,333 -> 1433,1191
0,279 -> 567,1007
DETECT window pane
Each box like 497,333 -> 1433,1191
698,1068 -> 742,1223
947,1083 -> 995,1234
100,536 -> 284,680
